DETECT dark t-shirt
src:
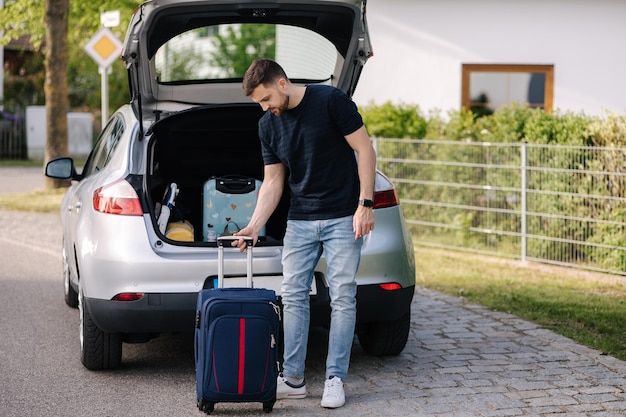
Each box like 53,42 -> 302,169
258,85 -> 363,220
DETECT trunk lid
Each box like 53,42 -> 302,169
121,0 -> 372,125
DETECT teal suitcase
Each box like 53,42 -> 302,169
202,176 -> 265,242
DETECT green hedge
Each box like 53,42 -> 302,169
360,102 -> 626,146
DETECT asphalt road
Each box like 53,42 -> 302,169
1,167 -> 625,416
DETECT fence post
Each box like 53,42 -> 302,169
520,142 -> 527,262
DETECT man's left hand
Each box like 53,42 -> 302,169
353,205 -> 375,240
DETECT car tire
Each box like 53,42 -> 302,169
79,287 -> 122,370
62,246 -> 79,308
356,310 -> 411,356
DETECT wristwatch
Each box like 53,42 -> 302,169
358,199 -> 374,208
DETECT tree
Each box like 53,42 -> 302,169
209,24 -> 276,77
43,0 -> 69,189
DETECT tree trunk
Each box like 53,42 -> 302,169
43,0 -> 70,189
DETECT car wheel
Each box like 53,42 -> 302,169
357,310 -> 411,356
62,246 -> 79,308
79,286 -> 122,370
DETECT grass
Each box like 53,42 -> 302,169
0,159 -> 46,167
415,247 -> 626,361
0,188 -> 66,212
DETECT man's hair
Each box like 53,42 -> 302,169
242,58 -> 288,96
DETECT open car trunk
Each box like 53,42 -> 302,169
146,104 -> 290,245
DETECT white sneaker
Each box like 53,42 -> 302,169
320,376 -> 345,408
276,373 -> 306,399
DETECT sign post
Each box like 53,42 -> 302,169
83,17 -> 123,128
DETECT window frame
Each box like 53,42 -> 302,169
461,64 -> 554,112
82,115 -> 125,177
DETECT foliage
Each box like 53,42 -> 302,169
522,109 -> 591,145
423,109 -> 446,139
587,112 -> 626,147
442,107 -> 480,141
3,56 -> 46,112
155,43 -> 207,82
360,101 -> 427,139
209,24 -> 276,78
475,103 -> 534,143
0,0 -> 139,51
0,0 -> 140,114
0,0 -> 47,48
363,102 -> 626,148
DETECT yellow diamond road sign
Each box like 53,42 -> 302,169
83,27 -> 123,68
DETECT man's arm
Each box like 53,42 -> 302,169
345,125 -> 377,240
232,162 -> 286,250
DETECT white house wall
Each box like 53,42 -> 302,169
352,0 -> 626,116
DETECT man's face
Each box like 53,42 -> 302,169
250,79 -> 289,116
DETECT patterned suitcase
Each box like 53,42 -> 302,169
195,237 -> 280,414
202,175 -> 265,242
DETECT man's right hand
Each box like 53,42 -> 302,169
231,226 -> 258,252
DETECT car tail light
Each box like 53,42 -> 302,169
373,189 -> 399,209
112,293 -> 144,302
379,283 -> 402,291
93,179 -> 143,216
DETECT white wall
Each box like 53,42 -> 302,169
352,0 -> 626,116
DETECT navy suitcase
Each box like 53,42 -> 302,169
195,236 -> 280,414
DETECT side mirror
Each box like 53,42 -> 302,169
45,157 -> 78,180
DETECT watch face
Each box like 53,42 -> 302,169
360,199 -> 374,208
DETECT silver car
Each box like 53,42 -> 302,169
46,0 -> 415,370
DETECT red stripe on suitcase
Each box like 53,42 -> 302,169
238,318 -> 245,394
212,349 -> 220,392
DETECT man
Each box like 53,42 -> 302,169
233,58 -> 376,409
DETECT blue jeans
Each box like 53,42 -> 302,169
280,216 -> 362,381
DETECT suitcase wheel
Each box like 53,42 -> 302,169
198,399 -> 215,415
263,400 -> 275,413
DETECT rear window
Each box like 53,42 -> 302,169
154,23 -> 339,83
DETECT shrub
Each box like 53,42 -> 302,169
476,104 -> 536,143
442,108 -> 479,140
360,101 -> 427,138
587,112 -> 626,147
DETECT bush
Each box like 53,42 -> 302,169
476,104 -> 533,143
442,108 -> 479,141
362,102 -> 626,148
587,112 -> 626,147
360,101 -> 427,138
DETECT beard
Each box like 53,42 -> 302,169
270,91 -> 290,116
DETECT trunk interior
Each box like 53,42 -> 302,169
146,104 -> 290,245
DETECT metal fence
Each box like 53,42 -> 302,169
375,138 -> 626,276
0,118 -> 27,159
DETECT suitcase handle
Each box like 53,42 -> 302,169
216,236 -> 254,288
216,235 -> 254,247
215,176 -> 256,194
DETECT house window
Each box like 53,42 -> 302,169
461,64 -> 554,115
